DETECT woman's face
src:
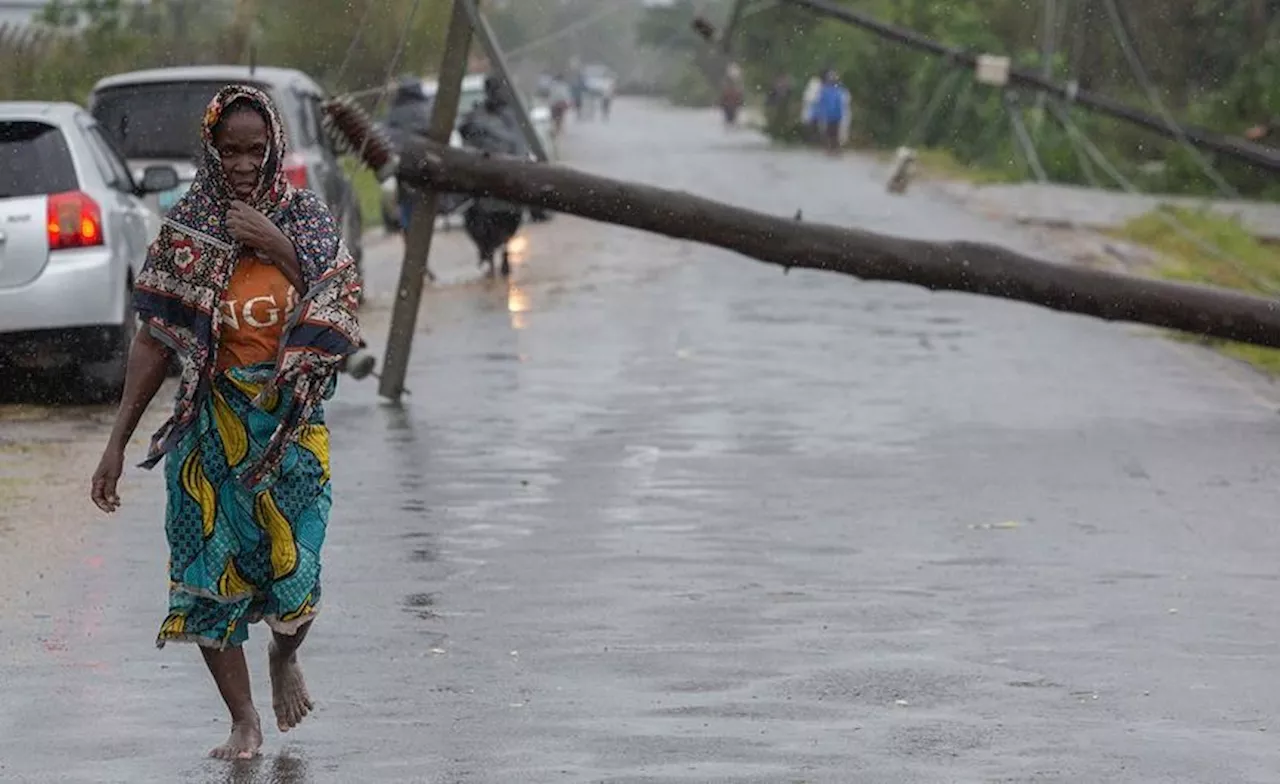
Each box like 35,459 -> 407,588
212,107 -> 269,200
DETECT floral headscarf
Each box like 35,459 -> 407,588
133,84 -> 363,489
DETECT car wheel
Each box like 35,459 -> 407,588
78,286 -> 137,404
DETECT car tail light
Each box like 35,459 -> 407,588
46,190 -> 103,251
283,153 -> 309,189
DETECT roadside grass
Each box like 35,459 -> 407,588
1112,206 -> 1280,374
344,159 -> 385,230
911,148 -> 1022,185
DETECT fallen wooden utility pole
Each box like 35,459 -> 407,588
776,0 -> 1280,175
392,137 -> 1280,348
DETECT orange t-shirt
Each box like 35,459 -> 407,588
216,255 -> 298,371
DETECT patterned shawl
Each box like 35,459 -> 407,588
133,84 -> 363,490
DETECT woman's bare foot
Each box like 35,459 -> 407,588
209,713 -> 262,760
268,641 -> 314,731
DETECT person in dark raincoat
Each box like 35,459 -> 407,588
456,76 -> 530,277
384,76 -> 432,233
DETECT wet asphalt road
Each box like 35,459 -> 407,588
5,99 -> 1280,783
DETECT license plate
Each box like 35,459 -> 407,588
157,182 -> 192,214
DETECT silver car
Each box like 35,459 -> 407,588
0,102 -> 177,398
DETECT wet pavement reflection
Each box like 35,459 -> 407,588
5,100 -> 1280,782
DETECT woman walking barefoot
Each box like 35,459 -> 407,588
90,85 -> 363,760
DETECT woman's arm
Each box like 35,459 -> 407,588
260,233 -> 305,293
91,327 -> 172,513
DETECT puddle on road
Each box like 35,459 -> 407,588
189,749 -> 310,784
507,281 -> 530,330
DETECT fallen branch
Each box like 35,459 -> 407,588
395,137 -> 1280,349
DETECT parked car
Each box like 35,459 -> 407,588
0,101 -> 178,398
87,65 -> 364,268
379,73 -> 553,233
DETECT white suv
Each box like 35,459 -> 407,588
0,102 -> 177,399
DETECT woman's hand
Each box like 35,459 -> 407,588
227,200 -> 305,291
91,445 -> 124,513
228,200 -> 288,254
92,328 -> 173,514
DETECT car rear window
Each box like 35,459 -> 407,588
0,121 -> 78,198
91,80 -> 286,160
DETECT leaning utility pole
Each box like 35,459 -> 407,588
458,0 -> 550,162
378,0 -> 474,402
378,0 -> 551,402
719,0 -> 750,56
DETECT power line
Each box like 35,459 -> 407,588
1007,96 -> 1048,182
1098,0 -> 1240,198
503,0 -> 633,62
1048,100 -> 1277,294
902,67 -> 962,148
332,0 -> 378,90
776,0 -> 1280,174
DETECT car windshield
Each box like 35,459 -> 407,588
0,121 -> 78,198
420,86 -> 487,124
458,89 -> 486,116
91,81 -> 261,160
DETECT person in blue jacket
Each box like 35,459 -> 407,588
811,68 -> 847,154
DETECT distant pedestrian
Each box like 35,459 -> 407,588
721,62 -> 746,128
765,73 -> 794,133
600,78 -> 615,121
91,84 -> 363,761
548,74 -> 573,137
457,76 -> 529,277
811,68 -> 847,154
801,73 -> 822,133
571,63 -> 588,120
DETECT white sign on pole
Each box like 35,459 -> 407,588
975,54 -> 1011,87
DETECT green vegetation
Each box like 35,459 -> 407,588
344,160 -> 385,231
0,0 -> 453,103
1114,208 -> 1280,372
910,148 -> 1023,185
638,0 -> 1280,200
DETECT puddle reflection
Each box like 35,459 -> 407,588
213,749 -> 309,784
505,233 -> 529,266
507,281 -> 530,331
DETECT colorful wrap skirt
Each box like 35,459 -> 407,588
157,363 -> 331,650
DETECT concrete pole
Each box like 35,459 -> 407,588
458,0 -> 550,162
377,0 -> 475,402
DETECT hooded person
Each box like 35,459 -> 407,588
384,74 -> 433,144
456,75 -> 529,276
461,75 -> 551,223
91,84 -> 363,760
384,75 -> 433,231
